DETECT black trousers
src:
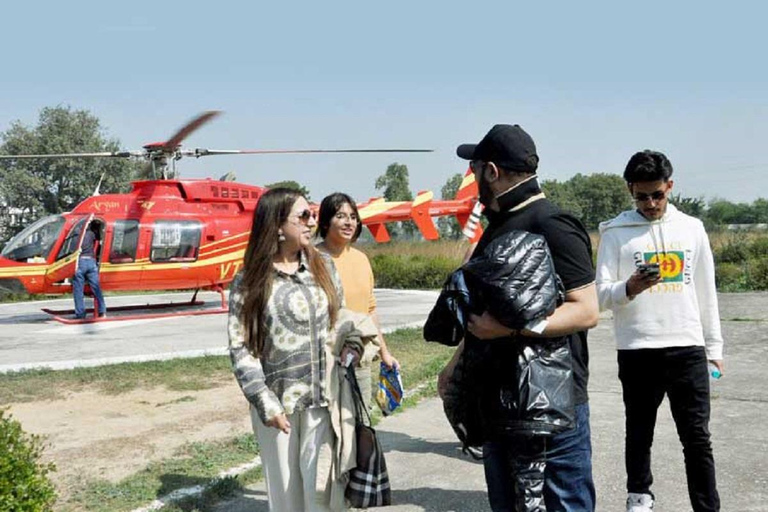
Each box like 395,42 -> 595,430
618,346 -> 720,512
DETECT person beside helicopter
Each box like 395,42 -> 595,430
73,220 -> 107,319
316,192 -> 400,411
227,188 -> 361,512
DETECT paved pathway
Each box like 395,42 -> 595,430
5,291 -> 766,510
214,292 -> 768,511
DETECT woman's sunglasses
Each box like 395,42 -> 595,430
293,209 -> 318,224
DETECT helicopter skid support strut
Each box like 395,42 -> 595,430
41,287 -> 228,324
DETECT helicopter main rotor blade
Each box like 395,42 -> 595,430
0,151 -> 141,160
162,111 -> 221,153
184,148 -> 434,158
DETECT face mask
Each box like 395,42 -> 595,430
477,170 -> 495,208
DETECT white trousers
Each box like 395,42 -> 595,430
252,406 -> 339,512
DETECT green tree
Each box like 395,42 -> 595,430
669,194 -> 706,219
375,163 -> 415,239
542,173 -> 631,230
0,168 -> 45,243
0,106 -> 140,242
568,173 -> 632,230
541,179 -> 583,220
375,163 -> 413,201
705,199 -> 756,225
437,173 -> 463,239
264,180 -> 311,199
752,198 -> 768,223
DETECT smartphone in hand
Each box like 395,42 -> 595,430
638,262 -> 661,278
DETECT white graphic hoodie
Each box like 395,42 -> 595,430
596,204 -> 723,360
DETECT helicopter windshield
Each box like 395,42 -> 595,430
1,215 -> 66,262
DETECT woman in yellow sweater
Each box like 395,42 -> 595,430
317,192 -> 399,409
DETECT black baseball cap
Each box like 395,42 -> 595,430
457,124 -> 539,173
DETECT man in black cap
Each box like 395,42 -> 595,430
439,124 -> 599,511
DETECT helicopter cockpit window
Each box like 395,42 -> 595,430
1,215 -> 66,263
110,220 -> 139,264
56,217 -> 88,261
151,221 -> 202,263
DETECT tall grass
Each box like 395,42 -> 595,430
359,239 -> 473,261
359,232 -> 768,292
360,240 -> 469,290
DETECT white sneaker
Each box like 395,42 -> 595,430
627,492 -> 654,511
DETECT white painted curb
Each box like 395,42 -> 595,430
130,457 -> 262,512
0,348 -> 229,373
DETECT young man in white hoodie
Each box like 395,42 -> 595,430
596,150 -> 723,512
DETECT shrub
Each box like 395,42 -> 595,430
715,262 -> 748,292
749,258 -> 768,290
747,237 -> 768,259
371,254 -> 459,289
0,409 -> 56,511
714,240 -> 749,264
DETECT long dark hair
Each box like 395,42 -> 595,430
317,192 -> 363,242
240,188 -> 340,356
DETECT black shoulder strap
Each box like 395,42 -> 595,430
345,367 -> 372,427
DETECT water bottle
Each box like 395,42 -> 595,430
708,362 -> 722,382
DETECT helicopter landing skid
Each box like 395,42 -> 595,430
41,288 -> 228,324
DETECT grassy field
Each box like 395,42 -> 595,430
359,231 -> 768,292
0,356 -> 233,404
361,230 -> 768,259
360,238 -> 473,261
65,436 -> 263,512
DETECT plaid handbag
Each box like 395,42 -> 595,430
345,368 -> 392,508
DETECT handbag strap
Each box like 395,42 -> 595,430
345,366 -> 372,427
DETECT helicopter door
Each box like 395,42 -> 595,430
45,214 -> 92,288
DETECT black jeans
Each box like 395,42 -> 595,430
618,346 -> 719,512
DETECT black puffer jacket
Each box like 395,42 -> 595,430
426,230 -> 574,443
462,230 -> 564,330
423,269 -> 473,347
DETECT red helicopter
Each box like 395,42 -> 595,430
0,112 -> 481,323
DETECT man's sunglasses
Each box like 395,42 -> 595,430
633,190 -> 666,203
470,160 -> 486,173
293,209 -> 317,223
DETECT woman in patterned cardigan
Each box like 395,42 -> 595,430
228,188 -> 362,511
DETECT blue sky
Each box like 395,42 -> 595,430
1,1 -> 766,203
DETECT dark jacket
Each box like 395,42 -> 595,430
425,229 -> 574,444
462,230 -> 564,331
423,269 -> 473,347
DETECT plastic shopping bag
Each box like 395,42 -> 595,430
375,362 -> 404,416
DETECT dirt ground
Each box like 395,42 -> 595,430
7,382 -> 253,502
